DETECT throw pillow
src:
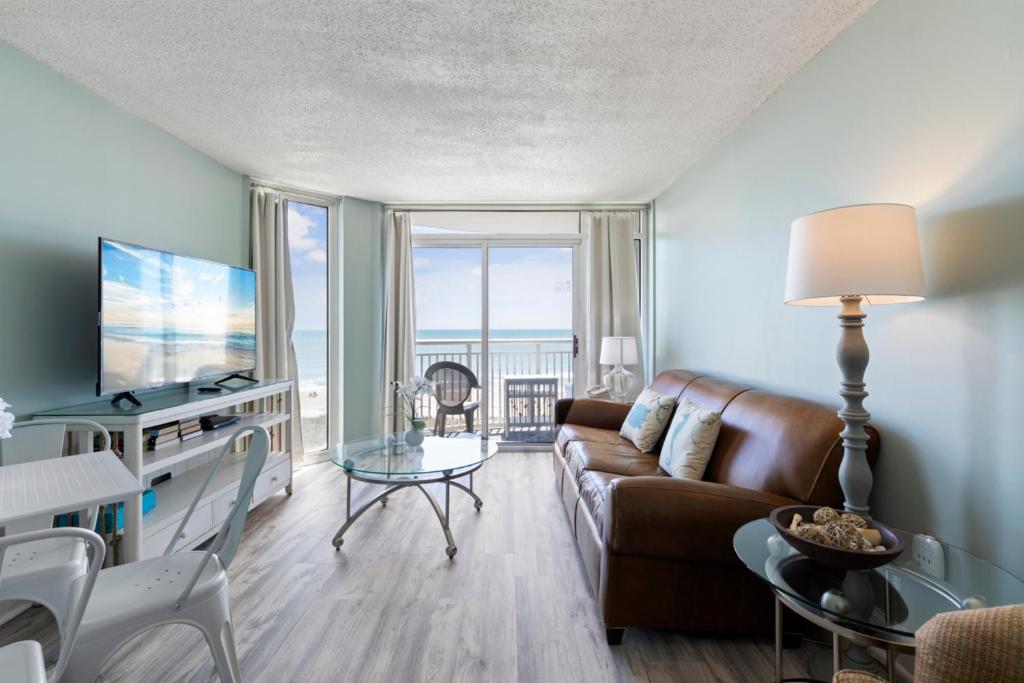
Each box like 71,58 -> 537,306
658,397 -> 722,479
619,387 -> 675,452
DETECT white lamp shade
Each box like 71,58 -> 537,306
784,203 -> 926,306
599,336 -> 638,365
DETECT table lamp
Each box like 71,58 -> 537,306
600,336 -> 639,401
784,203 -> 925,517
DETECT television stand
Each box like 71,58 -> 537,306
215,373 -> 259,387
110,392 -> 142,407
35,379 -> 294,564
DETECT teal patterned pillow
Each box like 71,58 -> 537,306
619,387 -> 675,452
658,397 -> 721,479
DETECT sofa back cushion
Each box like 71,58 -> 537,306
707,390 -> 864,504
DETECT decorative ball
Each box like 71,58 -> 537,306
766,533 -> 793,558
820,589 -> 851,615
821,521 -> 865,550
961,595 -> 990,610
813,507 -> 840,525
793,524 -> 827,544
839,512 -> 869,529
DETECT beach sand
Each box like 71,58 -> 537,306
103,335 -> 256,391
297,380 -> 328,453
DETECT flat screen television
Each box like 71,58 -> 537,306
98,238 -> 257,399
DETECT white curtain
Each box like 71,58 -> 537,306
582,210 -> 644,396
381,210 -> 418,433
251,187 -> 304,456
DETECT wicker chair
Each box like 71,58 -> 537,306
424,361 -> 480,437
833,604 -> 1024,682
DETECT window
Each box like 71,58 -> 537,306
286,200 -> 329,453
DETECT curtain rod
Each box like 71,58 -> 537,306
249,178 -> 342,203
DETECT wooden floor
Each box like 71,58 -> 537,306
1,451 -> 817,682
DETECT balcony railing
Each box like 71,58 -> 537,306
414,338 -> 574,436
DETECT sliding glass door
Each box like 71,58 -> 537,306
487,246 -> 576,443
412,233 -> 581,443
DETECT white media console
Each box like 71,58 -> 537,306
36,378 -> 294,562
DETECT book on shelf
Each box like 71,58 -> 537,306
144,421 -> 180,439
179,429 -> 204,443
147,437 -> 178,451
179,417 -> 202,432
179,423 -> 203,437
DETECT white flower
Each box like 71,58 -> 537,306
0,397 -> 13,440
398,376 -> 434,399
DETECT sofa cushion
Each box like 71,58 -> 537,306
556,424 -> 632,453
619,387 -> 675,452
566,441 -> 666,482
706,390 -> 856,502
578,469 -> 618,538
659,397 -> 722,480
650,369 -> 702,399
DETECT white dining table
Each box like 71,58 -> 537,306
0,450 -> 143,533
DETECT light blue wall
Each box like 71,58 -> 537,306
654,0 -> 1024,575
0,42 -> 248,417
341,197 -> 383,439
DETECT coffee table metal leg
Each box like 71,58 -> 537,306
332,480 -> 402,549
417,483 -> 457,558
449,479 -> 484,510
775,597 -> 784,683
833,633 -> 842,674
887,646 -> 896,682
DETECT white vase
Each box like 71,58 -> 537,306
404,427 -> 425,447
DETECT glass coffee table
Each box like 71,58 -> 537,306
329,435 -> 498,559
734,519 -> 1024,682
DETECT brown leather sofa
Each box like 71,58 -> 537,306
552,369 -> 879,644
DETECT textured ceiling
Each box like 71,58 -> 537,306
0,0 -> 873,202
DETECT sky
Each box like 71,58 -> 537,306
413,246 -> 573,331
288,202 -> 329,331
285,208 -> 575,334
101,239 -> 255,334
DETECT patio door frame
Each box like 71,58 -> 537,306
411,231 -> 585,443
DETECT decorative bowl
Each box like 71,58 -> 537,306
769,505 -> 905,571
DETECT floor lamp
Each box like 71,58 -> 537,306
784,203 -> 925,517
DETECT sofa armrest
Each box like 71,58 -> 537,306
555,398 -> 632,431
605,477 -> 798,565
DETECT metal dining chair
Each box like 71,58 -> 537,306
425,361 -> 480,437
0,420 -> 111,643
63,425 -> 270,683
0,527 -> 105,683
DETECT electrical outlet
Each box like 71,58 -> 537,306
912,534 -> 945,580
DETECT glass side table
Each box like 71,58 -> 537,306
734,519 -> 1024,683
329,434 -> 498,559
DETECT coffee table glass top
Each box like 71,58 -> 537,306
330,435 -> 498,478
734,519 -> 1024,639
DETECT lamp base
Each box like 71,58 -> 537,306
603,365 -> 636,402
836,295 -> 873,517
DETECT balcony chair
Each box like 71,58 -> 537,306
833,604 -> 1024,683
62,425 -> 271,683
0,419 -> 111,642
0,528 -> 106,683
425,361 -> 480,437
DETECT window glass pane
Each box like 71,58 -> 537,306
488,247 -> 573,443
287,201 -> 328,453
412,247 -> 483,435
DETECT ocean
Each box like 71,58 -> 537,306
291,328 -> 573,383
